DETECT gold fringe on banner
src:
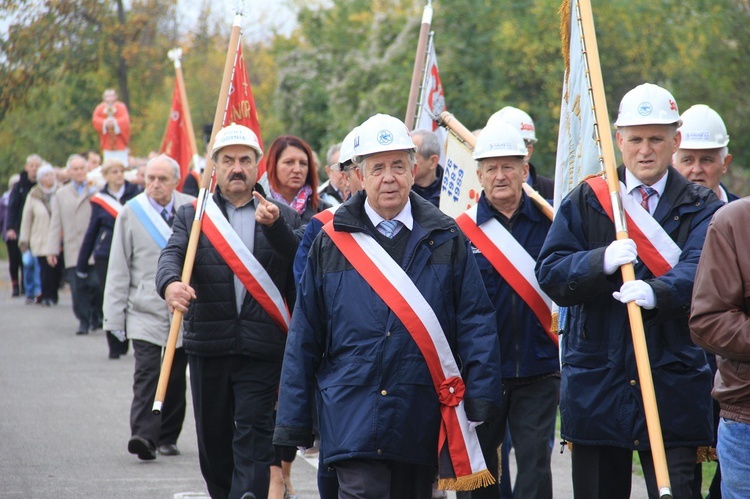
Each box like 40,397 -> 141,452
559,0 -> 572,76
551,311 -> 560,335
438,469 -> 496,492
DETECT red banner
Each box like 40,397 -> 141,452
160,79 -> 193,191
225,43 -> 265,175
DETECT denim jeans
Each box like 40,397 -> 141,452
718,417 -> 750,499
22,250 -> 40,298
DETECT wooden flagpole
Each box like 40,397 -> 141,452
437,111 -> 554,221
404,1 -> 433,130
574,1 -> 672,496
153,14 -> 244,415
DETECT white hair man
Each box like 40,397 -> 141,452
103,154 -> 193,460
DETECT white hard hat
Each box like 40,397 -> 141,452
486,106 -> 537,143
211,123 -> 263,160
353,114 -> 416,161
614,83 -> 682,127
473,121 -> 528,160
678,104 -> 729,149
338,127 -> 358,169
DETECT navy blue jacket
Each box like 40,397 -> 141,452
274,192 -> 502,466
535,166 -> 721,449
471,192 -> 558,379
411,164 -> 443,208
76,181 -> 139,272
6,171 -> 36,233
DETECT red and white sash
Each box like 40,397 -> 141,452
200,196 -> 290,332
322,223 -> 493,491
456,206 -> 558,346
586,176 -> 681,277
91,192 -> 122,219
312,206 -> 337,224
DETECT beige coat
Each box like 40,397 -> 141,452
103,192 -> 194,346
45,182 -> 95,268
19,185 -> 55,257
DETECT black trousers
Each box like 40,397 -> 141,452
38,256 -> 62,302
189,354 -> 281,499
571,444 -> 698,499
66,267 -> 101,330
6,239 -> 22,286
130,340 -> 187,447
334,458 -> 435,499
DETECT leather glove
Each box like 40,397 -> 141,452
612,280 -> 656,309
110,330 -> 127,342
603,239 -> 638,275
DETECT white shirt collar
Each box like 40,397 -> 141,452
364,197 -> 414,232
718,185 -> 729,203
625,168 -> 669,197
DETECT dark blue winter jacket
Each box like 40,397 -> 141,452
535,166 -> 721,449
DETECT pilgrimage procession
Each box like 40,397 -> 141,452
2,0 -> 750,498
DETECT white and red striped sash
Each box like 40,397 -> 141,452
200,196 -> 290,332
91,192 -> 122,219
586,176 -> 681,277
312,206 -> 337,224
322,222 -> 493,491
456,206 -> 558,346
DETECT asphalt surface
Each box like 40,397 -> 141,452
0,272 -> 649,498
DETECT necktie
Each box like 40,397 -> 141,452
378,219 -> 400,238
637,185 -> 657,213
160,208 -> 172,227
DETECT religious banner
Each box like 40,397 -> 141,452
160,78 -> 194,191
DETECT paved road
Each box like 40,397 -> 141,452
0,275 -> 648,498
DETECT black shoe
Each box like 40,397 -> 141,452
75,327 -> 89,335
108,351 -> 120,359
11,284 -> 20,297
128,435 -> 156,460
91,322 -> 103,331
157,443 -> 180,456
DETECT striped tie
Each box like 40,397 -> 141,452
637,185 -> 657,213
378,219 -> 400,238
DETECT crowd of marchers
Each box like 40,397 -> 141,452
2,83 -> 749,499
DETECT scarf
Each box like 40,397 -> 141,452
270,184 -> 312,215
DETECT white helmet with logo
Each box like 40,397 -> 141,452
211,123 -> 263,160
353,114 -> 416,161
678,104 -> 729,149
614,83 -> 682,127
486,106 -> 537,144
473,121 -> 528,160
338,127 -> 358,169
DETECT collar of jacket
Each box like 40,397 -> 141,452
616,164 -> 719,217
476,189 -> 545,227
212,183 -> 269,218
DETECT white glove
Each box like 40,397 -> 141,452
603,239 -> 638,275
468,421 -> 484,430
111,330 -> 127,342
612,280 -> 656,309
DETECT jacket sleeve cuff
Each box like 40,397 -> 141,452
273,425 -> 314,448
463,397 -> 500,425
158,276 -> 181,299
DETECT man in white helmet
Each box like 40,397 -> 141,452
536,83 -> 722,497
455,122 -> 558,499
674,103 -> 733,498
674,104 -> 736,203
156,123 -> 302,499
487,106 -> 554,199
275,114 -> 502,498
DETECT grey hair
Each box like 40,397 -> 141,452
411,130 -> 441,159
146,153 -> 181,181
26,154 -> 42,165
65,154 -> 87,170
355,150 -> 416,175
718,146 -> 729,162
326,143 -> 342,166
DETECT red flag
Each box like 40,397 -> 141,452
160,79 -> 193,191
225,43 -> 265,175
